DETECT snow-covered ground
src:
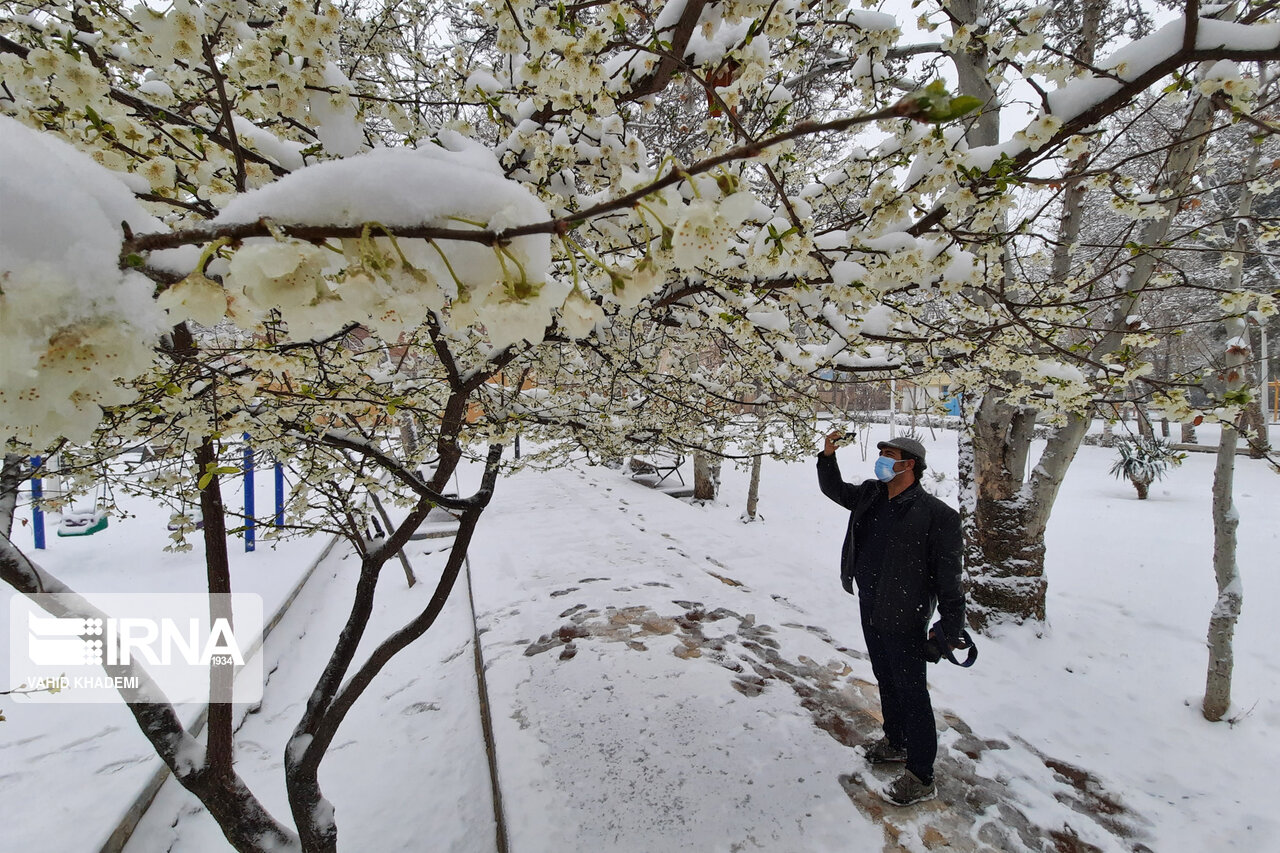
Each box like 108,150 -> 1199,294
2,421 -> 1276,852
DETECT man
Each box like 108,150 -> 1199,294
817,430 -> 966,805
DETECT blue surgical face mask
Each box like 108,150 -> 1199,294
874,456 -> 899,482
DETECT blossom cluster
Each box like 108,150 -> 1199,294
0,117 -> 171,446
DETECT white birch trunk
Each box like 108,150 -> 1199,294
1202,105 -> 1266,717
1204,318 -> 1247,721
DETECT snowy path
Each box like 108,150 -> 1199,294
470,466 -> 884,852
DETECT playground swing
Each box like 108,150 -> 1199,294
57,478 -> 109,537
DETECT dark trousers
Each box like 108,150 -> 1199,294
861,612 -> 936,783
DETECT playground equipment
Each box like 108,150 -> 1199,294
241,436 -> 288,552
57,507 -> 109,536
56,473 -> 110,537
30,456 -> 45,550
28,444 -> 286,552
240,437 -> 284,551
28,455 -> 110,540
166,507 -> 203,532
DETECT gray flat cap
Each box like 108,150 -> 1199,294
876,437 -> 926,464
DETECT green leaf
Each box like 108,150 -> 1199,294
896,81 -> 983,124
935,95 -> 982,122
767,103 -> 792,134
198,464 -> 238,490
1224,388 -> 1253,406
660,226 -> 674,251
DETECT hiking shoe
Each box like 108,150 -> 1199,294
861,737 -> 908,765
881,769 -> 936,806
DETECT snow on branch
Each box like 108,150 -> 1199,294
0,117 -> 196,444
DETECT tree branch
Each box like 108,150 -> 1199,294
202,34 -> 248,193
285,444 -> 502,853
122,104 -> 904,266
0,34 -> 290,179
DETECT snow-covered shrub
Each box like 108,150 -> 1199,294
1109,436 -> 1186,500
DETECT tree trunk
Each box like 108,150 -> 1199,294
953,0 -> 1097,631
743,453 -> 762,521
1203,104 -> 1264,717
693,452 -> 720,502
1133,477 -> 1149,500
1242,398 -> 1269,458
286,446 -> 501,853
1204,383 -> 1243,720
1101,418 -> 1115,448
0,454 -> 26,540
287,772 -> 337,853
1181,421 -> 1197,443
948,0 -> 1000,149
968,492 -> 1049,626
398,413 -> 420,457
1135,401 -> 1155,440
181,768 -> 300,853
966,393 -> 1092,629
195,438 -> 235,775
967,396 -> 1041,626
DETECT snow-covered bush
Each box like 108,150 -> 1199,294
1109,436 -> 1186,500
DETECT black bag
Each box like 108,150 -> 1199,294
924,621 -> 977,667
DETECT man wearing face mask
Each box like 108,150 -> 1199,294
817,429 -> 966,805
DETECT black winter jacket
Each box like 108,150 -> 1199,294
817,453 -> 966,641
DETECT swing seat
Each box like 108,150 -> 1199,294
57,509 -> 108,537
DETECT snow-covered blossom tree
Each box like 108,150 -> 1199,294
918,0 -> 1280,627
6,0 -> 1280,848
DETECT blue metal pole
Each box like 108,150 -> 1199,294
274,461 -> 285,528
30,456 -> 44,550
243,435 -> 255,553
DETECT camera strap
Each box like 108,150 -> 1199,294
943,630 -> 978,667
